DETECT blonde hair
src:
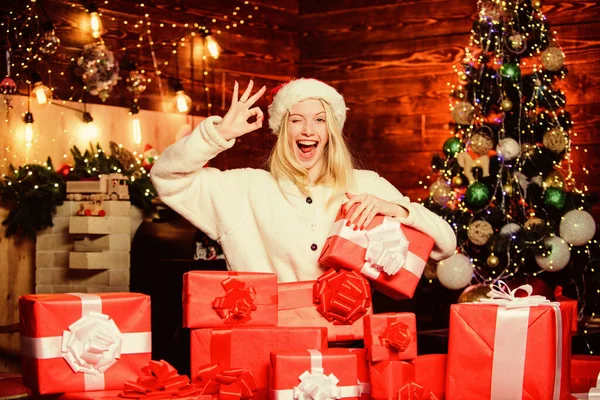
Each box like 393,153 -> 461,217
268,99 -> 355,205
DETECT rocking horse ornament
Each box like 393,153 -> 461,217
456,131 -> 494,184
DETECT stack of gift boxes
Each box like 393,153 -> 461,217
17,204 -> 600,399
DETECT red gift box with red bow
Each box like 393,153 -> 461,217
319,206 -> 434,300
348,348 -> 371,400
183,271 -> 278,328
414,354 -> 446,400
19,293 -> 152,395
278,269 -> 372,342
190,327 -> 327,399
369,361 -> 415,400
364,313 -> 417,362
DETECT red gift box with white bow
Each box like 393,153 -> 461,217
19,293 -> 152,395
183,271 -> 278,328
319,206 -> 434,300
364,313 -> 417,362
270,349 -> 360,400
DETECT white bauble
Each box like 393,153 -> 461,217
496,138 -> 521,160
559,210 -> 596,246
437,253 -> 474,290
535,236 -> 571,272
500,223 -> 521,236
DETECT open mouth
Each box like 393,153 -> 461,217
297,140 -> 318,158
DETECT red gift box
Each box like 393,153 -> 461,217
369,361 -> 415,400
270,348 -> 359,400
183,271 -> 278,328
19,293 -> 152,395
414,355 -> 446,400
348,348 -> 371,400
278,269 -> 372,342
364,313 -> 417,362
190,327 -> 327,399
55,392 -> 210,400
319,206 -> 434,300
446,284 -> 572,400
571,355 -> 600,393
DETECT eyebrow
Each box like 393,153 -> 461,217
288,112 -> 326,117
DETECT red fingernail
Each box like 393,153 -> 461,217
353,226 -> 358,231
360,225 -> 364,230
346,221 -> 351,227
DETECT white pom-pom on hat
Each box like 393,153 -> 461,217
268,78 -> 347,135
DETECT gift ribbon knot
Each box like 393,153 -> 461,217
379,320 -> 411,352
121,360 -> 200,399
213,277 -> 258,324
479,281 -> 551,308
195,363 -> 259,400
295,367 -> 341,400
313,268 -> 371,325
398,383 -> 438,400
364,218 -> 410,276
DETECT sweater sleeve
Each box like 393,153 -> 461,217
363,171 -> 457,260
150,116 -> 249,240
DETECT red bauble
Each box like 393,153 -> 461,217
505,276 -> 554,300
56,163 -> 72,178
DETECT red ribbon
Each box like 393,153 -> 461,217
212,277 -> 258,324
398,383 -> 438,400
313,268 -> 371,325
120,360 -> 200,399
195,363 -> 259,400
379,319 -> 412,352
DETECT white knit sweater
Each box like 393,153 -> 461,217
151,116 -> 457,282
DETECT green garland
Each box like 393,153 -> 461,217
0,143 -> 158,239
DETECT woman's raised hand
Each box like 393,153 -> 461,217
216,80 -> 267,140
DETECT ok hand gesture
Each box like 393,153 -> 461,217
216,80 -> 267,141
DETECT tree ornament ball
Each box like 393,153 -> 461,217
544,170 -> 565,189
437,253 -> 474,290
429,180 -> 453,206
543,127 -> 568,153
443,137 -> 463,157
56,163 -> 71,178
458,284 -> 491,303
451,101 -> 475,125
452,175 -> 464,187
470,131 -> 494,155
423,261 -> 438,279
500,98 -> 513,112
559,209 -> 596,246
468,220 -> 494,246
502,183 -> 513,195
466,182 -> 490,207
544,187 -> 566,209
126,70 -> 148,95
506,33 -> 527,54
532,0 -> 542,10
524,216 -> 545,230
535,236 -> 571,272
486,254 -> 500,268
500,63 -> 521,81
458,71 -> 468,82
39,30 -> 61,55
500,222 -> 521,236
541,47 -> 565,71
496,138 -> 521,160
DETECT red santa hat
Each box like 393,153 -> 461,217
268,78 -> 347,135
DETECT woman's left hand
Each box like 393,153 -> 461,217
343,193 -> 408,230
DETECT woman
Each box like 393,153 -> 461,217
151,79 -> 456,282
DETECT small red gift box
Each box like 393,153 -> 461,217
319,206 -> 434,300
446,284 -> 572,400
190,327 -> 327,399
183,271 -> 278,328
414,355 -> 446,400
270,348 -> 359,400
55,392 -> 210,400
571,355 -> 600,393
278,269 -> 372,342
369,361 -> 415,400
19,293 -> 152,395
364,313 -> 417,362
348,348 -> 371,400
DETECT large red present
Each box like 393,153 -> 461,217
190,327 -> 327,399
183,271 -> 278,328
368,361 -> 415,400
270,348 -> 359,400
554,287 -> 578,334
364,313 -> 417,362
446,283 -> 572,400
318,206 -> 434,300
571,355 -> 600,393
414,354 -> 446,400
19,293 -> 152,395
278,269 -> 372,342
348,348 -> 371,400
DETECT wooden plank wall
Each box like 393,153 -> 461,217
298,0 -> 600,206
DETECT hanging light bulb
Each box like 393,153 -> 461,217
24,112 -> 34,148
31,72 -> 52,105
203,32 -> 220,60
82,111 -> 99,139
171,79 -> 192,113
129,104 -> 142,145
88,2 -> 103,39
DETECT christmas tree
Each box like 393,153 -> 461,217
423,0 -> 598,336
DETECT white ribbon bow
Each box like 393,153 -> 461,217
364,219 -> 409,276
294,367 -> 341,400
479,281 -> 551,308
589,372 -> 600,399
61,311 -> 123,375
